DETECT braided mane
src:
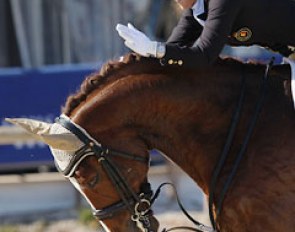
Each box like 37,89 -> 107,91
62,53 -> 263,116
63,53 -> 163,116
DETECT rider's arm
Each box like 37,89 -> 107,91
166,9 -> 203,47
162,0 -> 243,68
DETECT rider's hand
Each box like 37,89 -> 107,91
116,23 -> 165,58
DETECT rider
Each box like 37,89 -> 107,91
116,0 -> 295,68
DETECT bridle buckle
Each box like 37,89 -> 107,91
131,197 -> 152,232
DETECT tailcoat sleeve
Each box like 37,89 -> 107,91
166,9 -> 202,47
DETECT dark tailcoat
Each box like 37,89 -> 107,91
163,0 -> 295,67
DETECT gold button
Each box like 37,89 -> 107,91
168,59 -> 173,65
178,60 -> 183,66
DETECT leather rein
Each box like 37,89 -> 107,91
208,59 -> 274,231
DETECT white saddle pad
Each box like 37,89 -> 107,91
283,58 -> 295,108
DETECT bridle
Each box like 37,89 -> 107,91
55,115 -> 154,232
54,115 -> 215,232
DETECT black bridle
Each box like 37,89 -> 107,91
55,115 -> 154,232
55,115 -> 215,232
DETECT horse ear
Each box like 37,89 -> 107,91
5,118 -> 52,135
5,118 -> 82,151
40,133 -> 82,151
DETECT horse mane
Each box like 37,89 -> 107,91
62,53 -> 163,115
62,53 -> 270,116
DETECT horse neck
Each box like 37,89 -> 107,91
129,65 -> 254,194
75,61 -> 267,194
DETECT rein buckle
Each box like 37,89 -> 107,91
132,197 -> 152,232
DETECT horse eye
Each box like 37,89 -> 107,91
87,173 -> 100,189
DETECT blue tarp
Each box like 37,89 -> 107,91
0,64 -> 97,171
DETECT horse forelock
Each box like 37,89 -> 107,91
62,53 -> 164,116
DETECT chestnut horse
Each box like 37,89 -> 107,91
7,54 -> 295,232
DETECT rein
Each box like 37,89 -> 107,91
55,116 -> 154,232
208,59 -> 274,231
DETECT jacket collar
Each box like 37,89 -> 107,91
192,0 -> 208,26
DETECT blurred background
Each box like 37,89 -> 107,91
0,0 -> 180,68
0,0 -> 181,173
0,0 -> 282,231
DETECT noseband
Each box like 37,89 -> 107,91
55,115 -> 154,232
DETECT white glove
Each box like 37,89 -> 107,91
116,23 -> 165,58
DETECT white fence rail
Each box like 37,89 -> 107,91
0,126 -> 36,145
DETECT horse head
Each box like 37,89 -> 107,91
6,114 -> 156,231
